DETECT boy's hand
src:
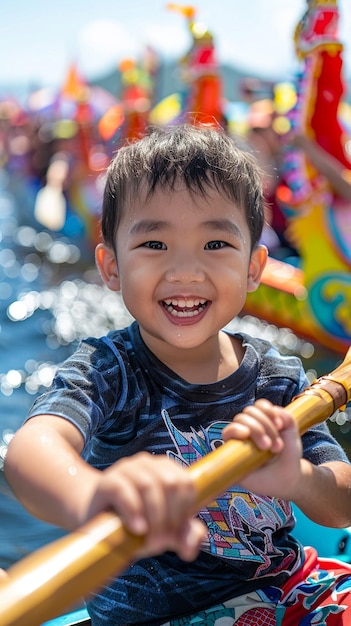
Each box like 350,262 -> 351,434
87,452 -> 206,562
222,399 -> 303,500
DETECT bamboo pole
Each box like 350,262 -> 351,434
1,348 -> 351,626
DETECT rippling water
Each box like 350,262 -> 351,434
0,167 -> 349,571
0,168 -> 137,568
0,172 -> 70,567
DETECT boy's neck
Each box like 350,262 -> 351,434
145,331 -> 244,384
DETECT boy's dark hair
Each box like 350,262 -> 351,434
101,123 -> 265,250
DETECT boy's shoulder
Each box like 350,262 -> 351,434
235,331 -> 305,382
232,331 -> 307,406
81,322 -> 138,352
69,323 -> 140,373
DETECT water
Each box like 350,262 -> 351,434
0,167 -> 137,569
0,172 -> 70,568
0,167 -> 348,573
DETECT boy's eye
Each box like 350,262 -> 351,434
205,240 -> 228,250
142,241 -> 166,250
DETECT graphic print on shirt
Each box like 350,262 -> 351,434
162,408 -> 295,574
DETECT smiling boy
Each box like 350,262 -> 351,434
5,124 -> 351,625
97,188 -> 266,383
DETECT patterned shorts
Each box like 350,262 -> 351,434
163,548 -> 351,625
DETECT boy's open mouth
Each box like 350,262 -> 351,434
162,298 -> 208,318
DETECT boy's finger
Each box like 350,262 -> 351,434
176,519 -> 207,561
223,407 -> 284,452
237,412 -> 281,445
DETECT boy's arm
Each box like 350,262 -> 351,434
4,415 -> 205,561
222,399 -> 351,529
4,415 -> 97,530
291,458 -> 351,529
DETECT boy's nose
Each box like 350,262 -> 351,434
164,254 -> 205,284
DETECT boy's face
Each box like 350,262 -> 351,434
96,184 -> 267,355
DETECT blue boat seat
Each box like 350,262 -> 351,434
293,505 -> 351,563
42,606 -> 90,625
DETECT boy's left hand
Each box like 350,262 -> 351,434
222,399 -> 303,500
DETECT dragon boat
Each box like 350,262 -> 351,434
243,0 -> 351,355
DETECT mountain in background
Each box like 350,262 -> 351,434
91,58 -> 277,104
1,58 -> 349,107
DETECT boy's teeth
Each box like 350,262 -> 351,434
163,298 -> 205,307
162,298 -> 207,317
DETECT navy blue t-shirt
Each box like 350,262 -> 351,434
27,322 -> 349,625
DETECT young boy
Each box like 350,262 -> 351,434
5,124 -> 351,625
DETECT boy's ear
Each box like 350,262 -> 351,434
247,244 -> 268,293
95,243 -> 121,291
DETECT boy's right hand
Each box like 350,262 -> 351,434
222,399 -> 302,500
87,452 -> 206,562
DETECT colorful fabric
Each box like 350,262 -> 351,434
277,547 -> 351,625
161,548 -> 351,625
167,607 -> 276,625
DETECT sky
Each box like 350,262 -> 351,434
1,0 -> 351,97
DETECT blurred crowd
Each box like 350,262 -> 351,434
1,1 -> 351,272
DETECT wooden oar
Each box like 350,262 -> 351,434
1,348 -> 351,626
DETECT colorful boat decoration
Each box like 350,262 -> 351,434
24,53 -> 160,253
166,3 -> 225,127
244,0 -> 351,355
